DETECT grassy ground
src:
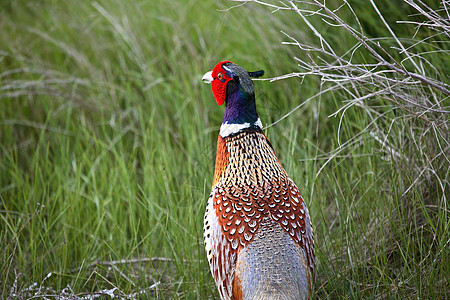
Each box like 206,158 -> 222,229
1,0 -> 448,298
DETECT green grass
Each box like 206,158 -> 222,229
1,0 -> 448,298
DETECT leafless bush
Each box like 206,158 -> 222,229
234,0 -> 449,204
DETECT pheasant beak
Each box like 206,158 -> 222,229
202,71 -> 213,84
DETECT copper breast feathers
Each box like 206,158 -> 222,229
212,130 -> 314,273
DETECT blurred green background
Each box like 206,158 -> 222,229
1,0 -> 448,298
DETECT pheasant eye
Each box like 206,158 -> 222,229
217,72 -> 223,80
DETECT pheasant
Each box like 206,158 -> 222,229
202,61 -> 315,300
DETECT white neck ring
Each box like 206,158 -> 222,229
219,118 -> 262,137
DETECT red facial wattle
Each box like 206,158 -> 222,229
211,78 -> 229,106
211,61 -> 233,106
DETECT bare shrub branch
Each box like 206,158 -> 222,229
232,0 -> 449,223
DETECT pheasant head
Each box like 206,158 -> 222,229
202,61 -> 264,137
